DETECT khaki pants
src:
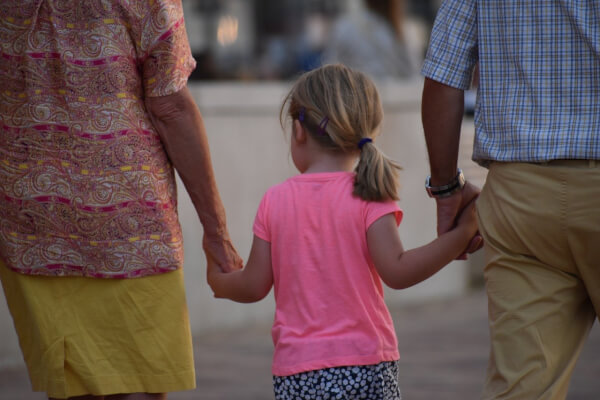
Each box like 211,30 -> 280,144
477,161 -> 600,400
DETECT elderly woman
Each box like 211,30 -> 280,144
0,1 -> 241,399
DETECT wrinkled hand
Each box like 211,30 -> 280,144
435,181 -> 483,258
203,233 -> 243,275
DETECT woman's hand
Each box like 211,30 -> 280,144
146,87 -> 243,273
206,235 -> 272,303
203,234 -> 243,274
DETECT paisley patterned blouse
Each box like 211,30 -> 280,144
0,0 -> 196,278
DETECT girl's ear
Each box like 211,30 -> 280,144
293,119 -> 308,144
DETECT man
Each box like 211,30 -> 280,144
421,1 -> 599,399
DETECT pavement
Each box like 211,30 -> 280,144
1,289 -> 599,400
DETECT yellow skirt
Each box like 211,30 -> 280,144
0,262 -> 196,399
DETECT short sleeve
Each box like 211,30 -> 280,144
129,0 -> 196,97
421,0 -> 478,90
365,200 -> 403,230
253,191 -> 271,243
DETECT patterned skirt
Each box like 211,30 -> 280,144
0,262 -> 195,398
273,361 -> 402,400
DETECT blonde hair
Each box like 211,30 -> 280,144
280,64 -> 401,201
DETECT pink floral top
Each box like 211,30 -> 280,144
0,1 -> 196,278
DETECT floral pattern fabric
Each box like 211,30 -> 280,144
273,362 -> 402,400
0,0 -> 196,278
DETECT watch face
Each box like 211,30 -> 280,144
457,170 -> 466,188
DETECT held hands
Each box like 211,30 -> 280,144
436,181 -> 483,258
205,235 -> 272,303
204,233 -> 242,299
203,233 -> 243,274
455,196 -> 479,238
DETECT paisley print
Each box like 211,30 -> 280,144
0,0 -> 196,278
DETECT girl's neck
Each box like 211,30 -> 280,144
293,127 -> 358,174
302,150 -> 357,174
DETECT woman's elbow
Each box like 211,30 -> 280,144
145,87 -> 193,122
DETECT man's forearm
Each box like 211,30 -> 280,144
421,78 -> 465,185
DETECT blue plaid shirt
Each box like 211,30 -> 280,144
422,0 -> 600,165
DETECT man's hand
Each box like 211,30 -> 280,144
422,78 -> 483,257
435,181 -> 483,258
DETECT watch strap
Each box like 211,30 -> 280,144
425,168 -> 466,198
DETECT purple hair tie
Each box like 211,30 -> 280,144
298,107 -> 305,122
358,137 -> 372,149
318,116 -> 329,135
298,107 -> 328,136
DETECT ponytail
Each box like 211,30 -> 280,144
353,141 -> 402,202
281,64 -> 401,201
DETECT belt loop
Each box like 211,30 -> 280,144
590,160 -> 597,168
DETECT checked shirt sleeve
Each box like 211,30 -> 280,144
421,0 -> 478,90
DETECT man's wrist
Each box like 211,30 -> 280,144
425,168 -> 466,198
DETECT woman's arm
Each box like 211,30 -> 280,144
145,86 -> 243,273
367,200 -> 478,290
207,235 -> 273,303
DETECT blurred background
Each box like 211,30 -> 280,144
2,1 -> 598,399
183,0 -> 441,81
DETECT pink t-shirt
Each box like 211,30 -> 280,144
253,171 -> 403,376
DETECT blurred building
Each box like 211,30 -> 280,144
182,0 -> 438,81
183,0 -> 344,80
321,0 -> 414,80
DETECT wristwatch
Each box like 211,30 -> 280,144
425,168 -> 466,198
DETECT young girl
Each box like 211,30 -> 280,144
207,64 -> 478,400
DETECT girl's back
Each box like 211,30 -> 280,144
206,64 -> 478,400
255,171 -> 402,376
